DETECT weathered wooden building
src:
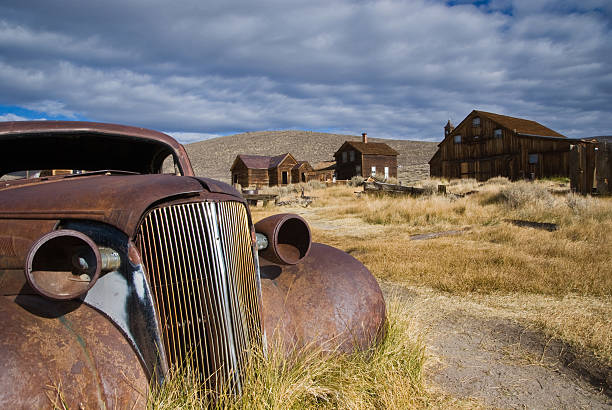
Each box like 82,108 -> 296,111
429,111 -> 575,181
570,136 -> 612,195
292,161 -> 313,183
334,133 -> 399,180
231,153 -> 301,187
307,161 -> 336,182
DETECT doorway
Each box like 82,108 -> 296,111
282,171 -> 288,185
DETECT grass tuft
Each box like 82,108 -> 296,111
148,298 -> 427,409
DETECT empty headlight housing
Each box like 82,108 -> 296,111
25,229 -> 119,300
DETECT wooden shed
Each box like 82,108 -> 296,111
307,161 -> 336,182
268,153 -> 298,186
570,137 -> 612,195
334,133 -> 399,180
230,153 -> 300,187
291,161 -> 314,184
429,110 -> 577,181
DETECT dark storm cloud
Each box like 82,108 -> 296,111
0,0 -> 610,142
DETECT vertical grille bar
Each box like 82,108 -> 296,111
136,201 -> 262,394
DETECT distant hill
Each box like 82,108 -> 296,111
184,130 -> 438,183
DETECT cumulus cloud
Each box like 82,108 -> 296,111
0,0 -> 610,142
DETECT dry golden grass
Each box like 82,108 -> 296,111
251,179 -> 612,364
148,298 -> 447,409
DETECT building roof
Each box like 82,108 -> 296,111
269,153 -> 293,168
337,141 -> 399,156
312,161 -> 336,171
292,161 -> 312,170
475,111 -> 566,138
235,153 -> 295,169
236,154 -> 274,169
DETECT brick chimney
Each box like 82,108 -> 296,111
362,132 -> 368,144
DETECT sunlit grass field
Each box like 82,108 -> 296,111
150,178 -> 611,408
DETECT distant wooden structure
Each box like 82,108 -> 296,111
307,161 -> 336,182
292,161 -> 313,183
429,111 -> 578,181
363,180 -> 425,196
570,137 -> 612,195
231,153 -> 314,187
334,133 -> 399,180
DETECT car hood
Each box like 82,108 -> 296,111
0,173 -> 243,237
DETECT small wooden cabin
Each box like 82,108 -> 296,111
268,153 -> 298,186
291,161 -> 313,183
430,111 -> 575,181
230,153 -> 303,187
334,133 -> 399,180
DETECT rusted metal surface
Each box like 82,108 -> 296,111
63,221 -> 168,384
0,295 -> 148,409
0,174 -> 244,238
136,201 -> 263,393
254,214 -> 311,265
260,243 -> 386,353
25,229 -> 102,300
0,219 -> 58,269
0,120 -> 194,177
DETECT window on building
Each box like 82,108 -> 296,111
384,166 -> 389,179
528,154 -> 539,164
454,135 -> 462,144
472,117 -> 480,127
342,152 -> 347,163
494,129 -> 502,138
371,166 -> 376,176
355,165 -> 361,175
349,150 -> 355,162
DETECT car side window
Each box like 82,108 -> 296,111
161,154 -> 182,175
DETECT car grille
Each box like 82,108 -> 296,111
136,201 -> 262,393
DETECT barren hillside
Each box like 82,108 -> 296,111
184,130 -> 438,183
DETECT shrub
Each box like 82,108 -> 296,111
486,176 -> 510,185
349,176 -> 365,187
385,177 -> 398,185
420,180 -> 438,195
565,192 -> 590,214
308,180 -> 327,190
498,181 -> 554,209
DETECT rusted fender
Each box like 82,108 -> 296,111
260,243 -> 386,353
0,295 -> 148,409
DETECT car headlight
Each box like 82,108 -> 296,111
25,229 -> 120,300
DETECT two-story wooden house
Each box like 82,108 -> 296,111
334,133 -> 399,180
429,110 -> 574,181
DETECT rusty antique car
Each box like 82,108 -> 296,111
0,121 -> 386,408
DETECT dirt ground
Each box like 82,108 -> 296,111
381,282 -> 612,409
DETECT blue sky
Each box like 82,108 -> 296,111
1,0 -> 610,143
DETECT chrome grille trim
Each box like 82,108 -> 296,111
137,201 -> 262,393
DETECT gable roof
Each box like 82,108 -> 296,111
335,141 -> 399,156
292,161 -> 312,170
313,161 -> 336,171
474,111 -> 566,138
235,154 -> 273,169
233,153 -> 297,170
268,153 -> 296,168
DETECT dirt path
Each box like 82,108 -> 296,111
381,283 -> 612,409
